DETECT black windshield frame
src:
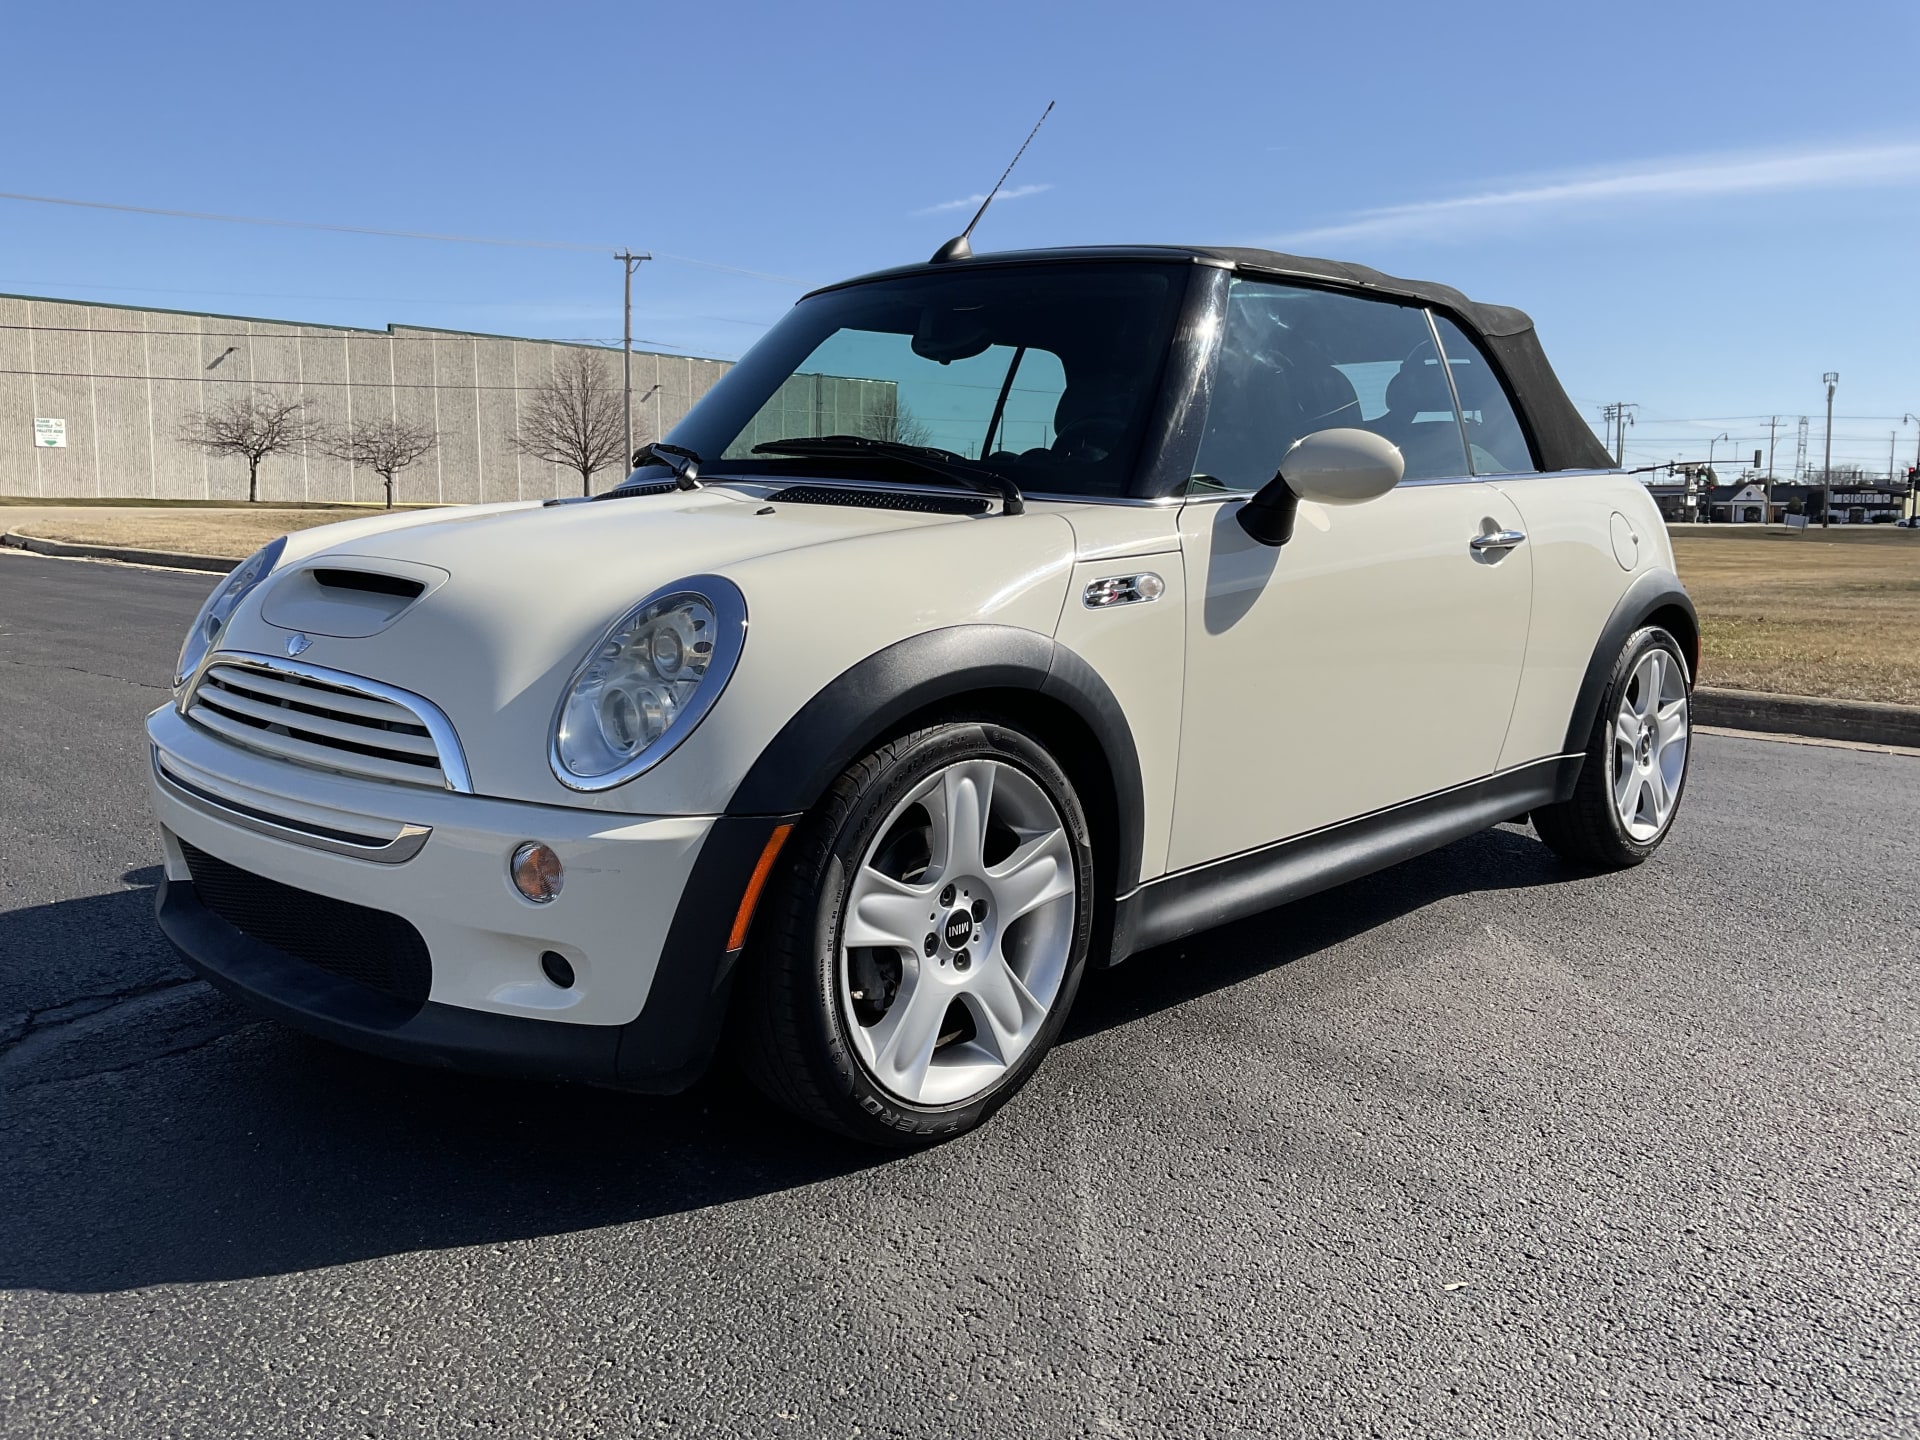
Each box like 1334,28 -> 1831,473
637,260 -> 1207,502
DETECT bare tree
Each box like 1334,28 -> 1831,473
508,347 -> 629,496
325,416 -> 438,510
177,389 -> 319,503
863,400 -> 934,449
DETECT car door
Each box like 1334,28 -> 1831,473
1166,279 -> 1533,871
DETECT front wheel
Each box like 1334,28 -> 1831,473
733,721 -> 1094,1146
1533,625 -> 1692,868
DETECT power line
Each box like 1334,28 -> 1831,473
0,321 -> 714,352
0,365 -> 687,394
0,189 -> 811,286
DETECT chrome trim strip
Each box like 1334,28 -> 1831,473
548,573 -> 748,793
184,651 -> 474,793
153,749 -> 431,864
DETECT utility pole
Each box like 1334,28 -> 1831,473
1821,372 -> 1839,528
614,251 -> 652,469
1906,414 -> 1919,521
1765,415 -> 1779,525
1602,402 -> 1637,466
1794,416 -> 1809,480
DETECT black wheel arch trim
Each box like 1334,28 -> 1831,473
1562,570 -> 1699,755
613,811 -> 802,1091
724,624 -> 1148,896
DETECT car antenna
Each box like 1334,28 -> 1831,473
929,101 -> 1054,264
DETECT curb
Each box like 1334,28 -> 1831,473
1693,686 -> 1920,750
3,530 -> 236,574
6,526 -> 1919,751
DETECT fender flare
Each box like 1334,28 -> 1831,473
725,624 -> 1147,895
1563,568 -> 1699,754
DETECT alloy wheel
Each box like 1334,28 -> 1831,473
838,758 -> 1077,1107
1611,648 -> 1689,842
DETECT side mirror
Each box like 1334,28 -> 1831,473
1236,428 -> 1407,547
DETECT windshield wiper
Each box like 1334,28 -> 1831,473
593,442 -> 703,500
751,435 -> 1024,516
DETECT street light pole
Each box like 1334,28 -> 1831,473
1706,432 -> 1728,522
614,250 -> 652,471
1821,372 -> 1839,528
1765,415 -> 1779,526
1905,413 -> 1919,522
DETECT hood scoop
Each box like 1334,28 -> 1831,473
259,555 -> 450,639
312,567 -> 426,600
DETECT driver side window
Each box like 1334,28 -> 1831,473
1191,280 -> 1469,493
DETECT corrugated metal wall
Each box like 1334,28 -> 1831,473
0,294 -> 733,503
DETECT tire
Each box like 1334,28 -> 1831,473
733,720 -> 1095,1146
1533,625 -> 1692,869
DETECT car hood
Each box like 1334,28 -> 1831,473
211,486 -> 1082,810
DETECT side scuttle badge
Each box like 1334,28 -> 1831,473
1082,573 -> 1165,610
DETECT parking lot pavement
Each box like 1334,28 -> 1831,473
3,548 -> 1916,1439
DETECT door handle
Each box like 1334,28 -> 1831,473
1470,529 -> 1527,552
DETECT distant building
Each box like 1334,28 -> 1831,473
1706,482 -> 1773,523
1646,469 -> 1910,524
0,293 -> 733,504
1820,483 -> 1906,524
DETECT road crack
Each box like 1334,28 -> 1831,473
0,976 -> 247,1090
0,657 -> 167,691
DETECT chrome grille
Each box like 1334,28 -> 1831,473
183,654 -> 470,791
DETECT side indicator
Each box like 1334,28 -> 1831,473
727,823 -> 795,953
1082,572 -> 1165,609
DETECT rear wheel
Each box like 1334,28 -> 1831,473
734,721 -> 1093,1146
1533,626 -> 1691,868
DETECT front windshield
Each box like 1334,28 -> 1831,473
653,262 -> 1189,499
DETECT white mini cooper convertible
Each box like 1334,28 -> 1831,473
150,246 -> 1695,1144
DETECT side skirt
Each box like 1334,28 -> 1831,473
1111,754 -> 1582,961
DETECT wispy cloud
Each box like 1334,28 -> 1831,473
912,182 -> 1052,218
1275,140 -> 1920,247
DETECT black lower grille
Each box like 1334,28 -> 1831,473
179,840 -> 431,1009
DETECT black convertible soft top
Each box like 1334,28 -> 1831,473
813,245 -> 1615,473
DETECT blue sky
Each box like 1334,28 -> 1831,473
4,0 -> 1918,475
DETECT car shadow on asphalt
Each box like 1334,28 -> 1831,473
0,824 -> 1574,1294
0,881 -> 892,1294
1067,822 -> 1572,1041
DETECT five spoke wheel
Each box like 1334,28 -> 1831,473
839,758 -> 1076,1107
1610,647 -> 1689,842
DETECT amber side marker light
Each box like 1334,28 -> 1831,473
727,823 -> 794,952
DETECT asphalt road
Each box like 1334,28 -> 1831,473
2,548 -> 1916,1439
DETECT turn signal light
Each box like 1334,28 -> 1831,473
511,842 -> 564,903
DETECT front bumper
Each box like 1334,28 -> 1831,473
147,706 -> 792,1091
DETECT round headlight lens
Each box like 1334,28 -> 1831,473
174,536 -> 287,689
552,581 -> 744,786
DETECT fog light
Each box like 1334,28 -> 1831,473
540,950 -> 576,988
511,842 -> 564,903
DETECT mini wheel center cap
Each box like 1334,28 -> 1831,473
1638,727 -> 1654,764
942,909 -> 975,950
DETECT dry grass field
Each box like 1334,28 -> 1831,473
10,505 -> 1919,706
1671,530 -> 1920,705
7,506 -> 429,558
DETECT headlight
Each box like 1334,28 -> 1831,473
550,575 -> 747,790
174,536 -> 287,690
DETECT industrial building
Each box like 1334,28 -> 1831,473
0,293 -> 733,504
